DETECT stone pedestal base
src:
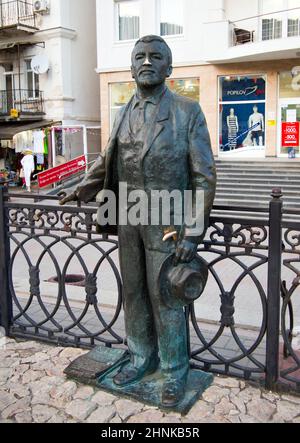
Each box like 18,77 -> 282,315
64,346 -> 213,415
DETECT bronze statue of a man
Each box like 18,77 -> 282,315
60,35 -> 216,407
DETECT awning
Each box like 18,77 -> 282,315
0,120 -> 56,140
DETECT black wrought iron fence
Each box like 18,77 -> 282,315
0,188 -> 299,394
0,89 -> 44,115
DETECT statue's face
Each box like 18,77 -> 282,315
131,40 -> 173,88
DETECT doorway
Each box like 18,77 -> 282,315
278,99 -> 300,157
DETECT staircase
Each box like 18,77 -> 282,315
214,159 -> 300,219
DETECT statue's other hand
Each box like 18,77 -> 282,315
174,240 -> 198,266
58,191 -> 78,206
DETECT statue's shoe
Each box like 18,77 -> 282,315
162,379 -> 186,408
113,360 -> 158,387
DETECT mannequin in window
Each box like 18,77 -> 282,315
249,105 -> 265,147
227,108 -> 239,150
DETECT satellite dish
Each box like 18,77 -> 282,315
31,55 -> 49,74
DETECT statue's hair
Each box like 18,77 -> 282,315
134,35 -> 173,65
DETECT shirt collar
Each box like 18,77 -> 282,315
132,87 -> 167,109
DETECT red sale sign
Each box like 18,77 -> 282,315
38,155 -> 87,188
282,122 -> 300,148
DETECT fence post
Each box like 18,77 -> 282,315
0,187 -> 12,335
266,188 -> 283,390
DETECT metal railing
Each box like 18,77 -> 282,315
0,188 -> 299,394
0,0 -> 37,29
0,89 -> 44,115
230,7 -> 300,46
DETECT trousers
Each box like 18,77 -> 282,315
118,223 -> 190,377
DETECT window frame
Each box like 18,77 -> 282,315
25,59 -> 40,100
114,0 -> 141,43
158,0 -> 185,38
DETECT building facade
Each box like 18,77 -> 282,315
0,0 -> 100,178
96,0 -> 300,159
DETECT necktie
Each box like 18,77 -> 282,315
133,101 -> 146,135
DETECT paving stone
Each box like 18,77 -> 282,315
228,415 -> 241,424
239,414 -> 259,424
87,406 -> 116,423
127,410 -> 164,424
13,365 -> 30,376
0,368 -> 13,383
48,348 -> 64,359
22,370 -> 45,384
202,386 -> 230,404
47,412 -> 69,424
92,391 -> 116,406
110,414 -> 123,424
275,401 -> 300,421
281,394 -> 300,405
65,399 -> 97,421
215,397 -> 238,416
59,348 -> 88,360
73,386 -> 94,401
185,401 -> 214,422
0,391 -> 17,412
262,392 -> 280,403
272,413 -> 286,423
1,399 -> 30,420
115,399 -> 144,421
214,377 -> 241,389
15,412 -> 33,424
39,376 -> 66,387
160,415 -> 182,424
0,358 -> 20,368
229,393 -> 247,414
32,393 -> 50,406
9,385 -> 30,399
247,398 -> 277,423
32,405 -> 59,424
49,381 -> 78,408
292,416 -> 300,423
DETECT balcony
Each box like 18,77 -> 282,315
0,1 -> 38,35
203,7 -> 300,63
0,89 -> 45,120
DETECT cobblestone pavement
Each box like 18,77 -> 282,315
0,339 -> 300,424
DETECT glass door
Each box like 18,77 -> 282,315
278,100 -> 300,157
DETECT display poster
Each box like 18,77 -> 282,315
282,122 -> 300,148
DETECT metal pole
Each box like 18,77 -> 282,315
266,188 -> 283,390
0,187 -> 12,335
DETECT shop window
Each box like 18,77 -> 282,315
160,0 -> 184,36
115,0 -> 140,41
110,78 -> 200,129
219,75 -> 266,156
280,71 -> 300,98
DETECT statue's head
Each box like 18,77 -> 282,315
131,35 -> 173,89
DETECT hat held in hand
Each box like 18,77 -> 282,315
159,254 -> 209,309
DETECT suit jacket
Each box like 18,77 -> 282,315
76,88 -> 217,243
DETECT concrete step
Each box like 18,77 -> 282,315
217,177 -> 300,184
217,172 -> 300,179
216,186 -> 300,195
214,196 -> 300,211
216,193 -> 300,204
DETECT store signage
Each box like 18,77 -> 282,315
282,122 -> 300,148
37,155 -> 87,188
221,77 -> 266,102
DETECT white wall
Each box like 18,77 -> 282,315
96,0 -> 228,71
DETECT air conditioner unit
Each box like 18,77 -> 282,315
33,0 -> 50,14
